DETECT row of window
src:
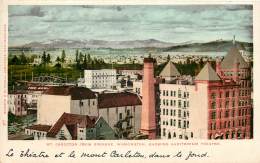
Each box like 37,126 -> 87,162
209,119 -> 248,130
161,99 -> 189,108
211,108 -> 250,119
79,100 -> 95,107
161,119 -> 190,129
211,100 -> 236,109
161,90 -> 189,99
162,129 -> 193,139
161,109 -> 189,118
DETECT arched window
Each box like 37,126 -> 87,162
168,132 -> 171,139
226,131 -> 229,139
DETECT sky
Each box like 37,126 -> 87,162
8,5 -> 253,46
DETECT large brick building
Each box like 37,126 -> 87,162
159,45 -> 252,139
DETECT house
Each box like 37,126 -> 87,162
25,124 -> 52,140
46,113 -> 115,140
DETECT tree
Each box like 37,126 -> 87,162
41,51 -> 47,65
87,53 -> 91,63
20,51 -> 27,65
83,54 -> 87,68
61,50 -> 66,63
10,55 -> 20,65
56,56 -> 61,63
79,52 -> 84,63
46,53 -> 51,64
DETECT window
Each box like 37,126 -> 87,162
170,91 -> 173,96
173,119 -> 176,126
178,90 -> 181,98
127,110 -> 130,116
219,92 -> 222,98
211,102 -> 216,109
191,132 -> 193,138
183,120 -> 186,128
178,120 -> 181,128
166,109 -> 168,115
93,101 -> 95,105
119,113 -> 123,120
226,91 -> 229,98
79,101 -> 84,106
232,100 -> 235,108
170,110 -> 173,116
211,111 -> 216,119
170,119 -> 173,126
225,101 -> 229,109
211,93 -> 216,99
225,110 -> 229,118
178,100 -> 181,108
187,121 -> 189,128
178,110 -> 181,118
173,110 -> 176,116
163,128 -> 166,136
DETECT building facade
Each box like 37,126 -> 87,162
158,45 -> 252,140
8,91 -> 27,116
84,69 -> 117,89
97,92 -> 142,137
37,86 -> 97,125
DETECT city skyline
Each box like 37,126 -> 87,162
9,5 -> 252,46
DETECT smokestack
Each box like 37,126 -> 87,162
140,57 -> 156,139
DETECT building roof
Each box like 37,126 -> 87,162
195,62 -> 221,81
98,92 -> 142,108
159,61 -> 180,77
43,86 -> 96,100
221,46 -> 249,69
47,113 -> 98,139
25,124 -> 52,132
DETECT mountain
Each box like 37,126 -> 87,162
162,40 -> 253,52
9,39 -> 253,52
10,39 -> 176,49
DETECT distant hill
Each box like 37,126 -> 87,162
10,39 -> 176,50
9,39 -> 253,52
162,40 -> 253,52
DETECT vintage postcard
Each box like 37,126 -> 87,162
0,0 -> 260,163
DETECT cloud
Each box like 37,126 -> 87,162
9,6 -> 45,17
8,5 -> 253,46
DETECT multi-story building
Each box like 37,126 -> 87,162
84,69 -> 117,89
159,45 -> 252,140
37,86 -> 97,125
97,92 -> 142,136
8,90 -> 27,116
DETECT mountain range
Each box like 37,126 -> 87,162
9,39 -> 253,52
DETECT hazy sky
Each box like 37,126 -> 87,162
9,5 -> 253,46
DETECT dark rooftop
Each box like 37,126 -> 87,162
43,86 -> 96,100
98,92 -> 142,109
